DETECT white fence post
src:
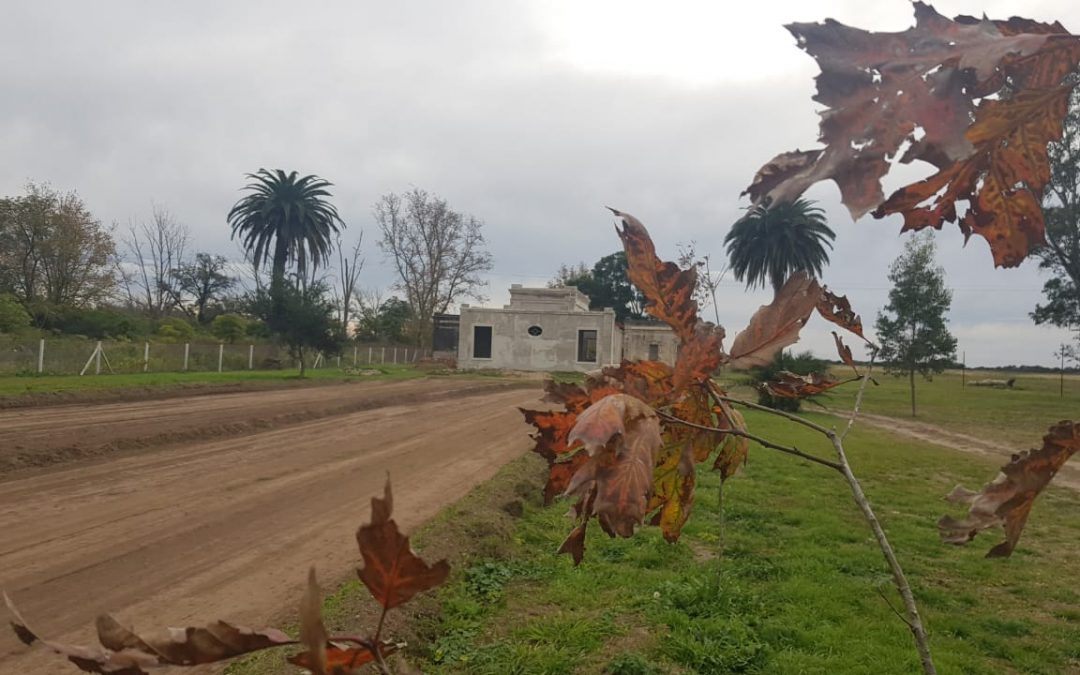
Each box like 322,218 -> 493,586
95,341 -> 102,375
143,342 -> 150,373
183,343 -> 190,371
248,344 -> 254,370
381,347 -> 385,364
336,355 -> 341,367
37,339 -> 44,374
404,348 -> 408,363
368,347 -> 372,364
218,344 -> 224,373
353,346 -> 358,366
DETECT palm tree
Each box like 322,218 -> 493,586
725,198 -> 836,293
227,169 -> 344,302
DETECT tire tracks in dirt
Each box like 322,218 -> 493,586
0,378 -> 543,674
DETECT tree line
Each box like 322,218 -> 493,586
0,175 -> 493,375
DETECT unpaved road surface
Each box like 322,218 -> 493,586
0,378 -> 541,673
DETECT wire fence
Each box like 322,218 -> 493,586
0,337 -> 430,376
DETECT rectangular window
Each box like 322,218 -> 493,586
473,325 -> 492,359
648,343 -> 660,361
577,329 -> 598,363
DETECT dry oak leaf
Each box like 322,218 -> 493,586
646,440 -> 696,543
728,272 -> 821,370
563,394 -> 662,548
832,331 -> 858,374
939,420 -> 1080,557
764,371 -> 845,399
713,404 -> 750,481
356,479 -> 450,609
817,287 -> 864,339
747,2 -> 1080,267
5,591 -> 294,675
611,208 -> 702,342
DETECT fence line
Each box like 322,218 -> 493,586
0,339 -> 431,376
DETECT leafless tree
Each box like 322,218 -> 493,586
333,232 -> 364,335
375,188 -> 493,348
122,205 -> 189,317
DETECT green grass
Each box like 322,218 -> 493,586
416,411 -> 1080,674
0,364 -> 425,398
829,369 -> 1080,448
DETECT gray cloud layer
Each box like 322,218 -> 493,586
2,0 -> 1077,366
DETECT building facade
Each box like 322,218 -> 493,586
455,285 -> 680,372
457,285 -> 622,371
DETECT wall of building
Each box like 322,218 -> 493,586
622,325 -> 680,366
457,306 -> 621,371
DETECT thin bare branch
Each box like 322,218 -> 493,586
656,409 -> 842,471
842,353 -> 877,441
705,379 -> 834,436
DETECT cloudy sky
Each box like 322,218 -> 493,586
2,0 -> 1078,366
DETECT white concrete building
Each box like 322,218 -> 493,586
456,285 -> 679,372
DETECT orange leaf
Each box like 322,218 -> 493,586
713,404 -> 749,481
728,273 -> 821,370
832,332 -> 858,374
939,421 -> 1080,557
356,479 -> 450,609
612,208 -> 701,341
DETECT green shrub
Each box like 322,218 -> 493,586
211,313 -> 247,343
0,294 -> 30,333
38,304 -> 146,339
155,317 -> 195,342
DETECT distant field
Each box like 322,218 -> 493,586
828,368 -> 1080,449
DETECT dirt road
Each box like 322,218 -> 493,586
0,378 -> 542,673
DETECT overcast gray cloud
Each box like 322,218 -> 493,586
2,0 -> 1078,366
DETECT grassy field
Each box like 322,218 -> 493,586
412,410 -> 1080,674
827,369 -> 1080,449
0,364 -> 425,399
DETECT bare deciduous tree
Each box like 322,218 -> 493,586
122,205 -> 189,317
375,188 -> 492,348
333,233 -> 364,335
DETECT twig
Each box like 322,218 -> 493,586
876,584 -> 914,629
656,410 -> 842,471
841,353 -> 877,441
705,380 -> 833,436
827,429 -> 936,674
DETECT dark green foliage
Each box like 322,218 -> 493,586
725,198 -> 835,293
354,297 -> 412,343
875,232 -> 957,416
0,294 -> 30,333
557,252 -> 645,322
749,350 -> 829,412
172,253 -> 236,324
1032,75 -> 1080,330
227,169 -> 343,311
252,282 -> 343,376
36,304 -> 146,340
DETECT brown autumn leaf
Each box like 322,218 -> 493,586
746,2 -> 1080,267
95,617 -> 293,667
817,287 -> 864,339
646,440 -> 696,543
713,404 -> 750,481
764,371 -> 848,399
832,332 -> 858,374
599,359 -> 675,405
728,273 -> 821,370
939,420 -> 1080,557
562,394 -> 661,549
672,324 -> 725,392
611,208 -> 701,341
356,479 -> 450,609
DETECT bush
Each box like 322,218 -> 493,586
38,304 -> 146,340
749,350 -> 829,412
211,313 -> 247,343
0,294 -> 30,333
155,317 -> 195,343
